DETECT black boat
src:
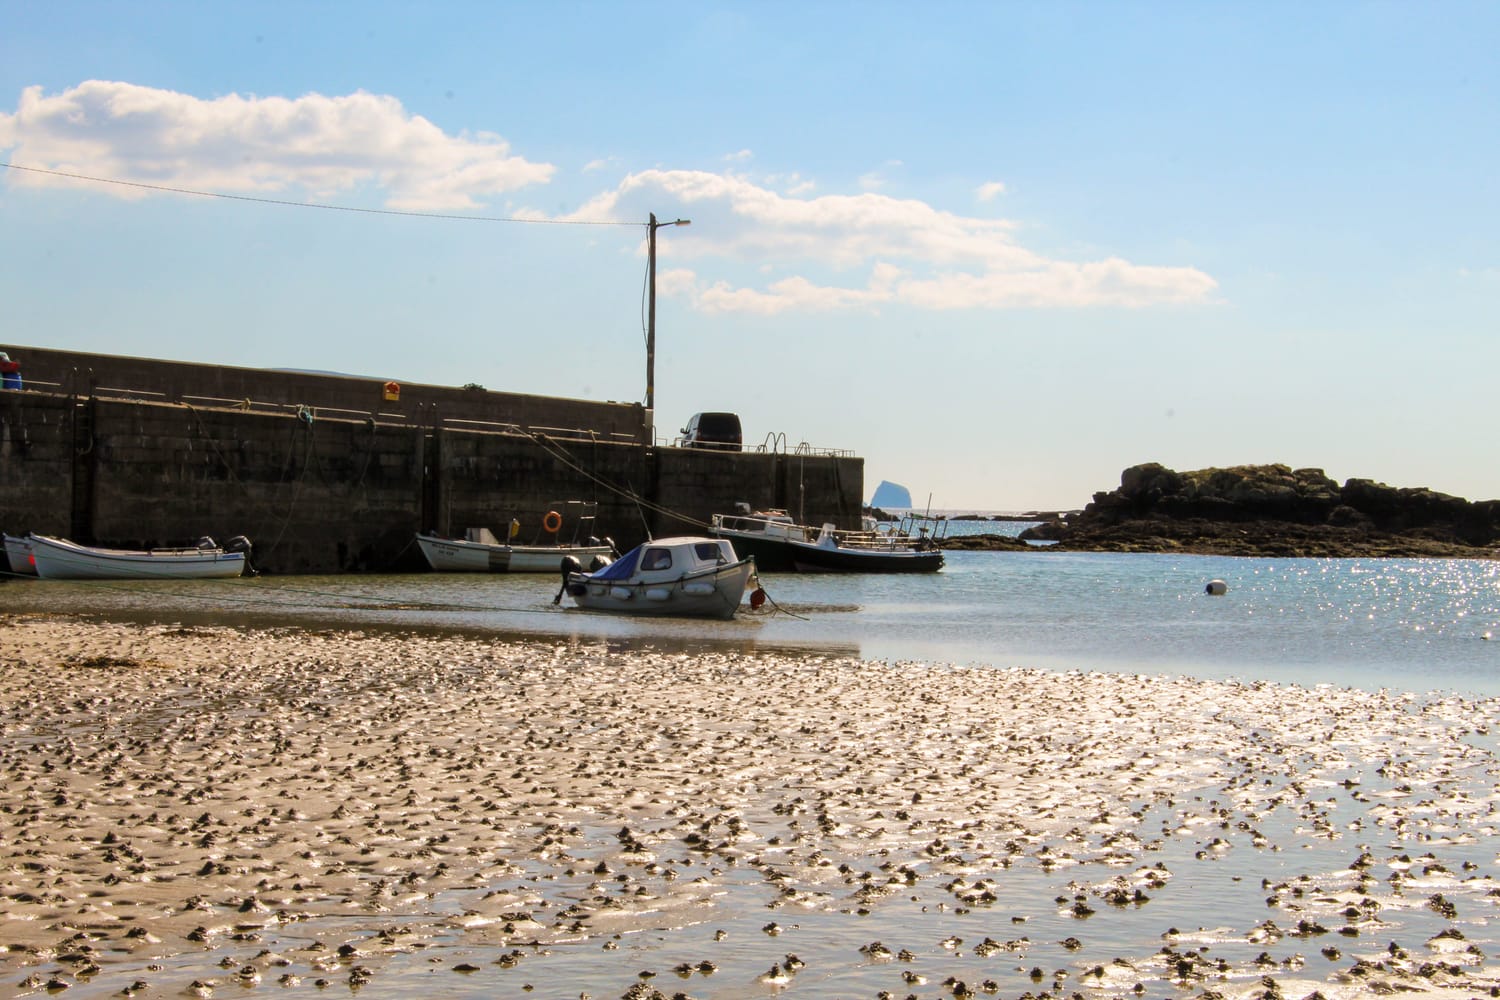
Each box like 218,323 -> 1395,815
710,509 -> 943,573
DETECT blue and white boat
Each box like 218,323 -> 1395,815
558,536 -> 757,619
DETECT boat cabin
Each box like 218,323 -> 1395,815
597,537 -> 738,582
711,509 -> 813,543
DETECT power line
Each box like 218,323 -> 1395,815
0,161 -> 639,227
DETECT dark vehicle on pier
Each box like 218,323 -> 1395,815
680,411 -> 742,451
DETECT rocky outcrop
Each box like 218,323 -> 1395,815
1020,463 -> 1500,558
937,532 -> 1033,551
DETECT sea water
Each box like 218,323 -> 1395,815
5,520 -> 1497,696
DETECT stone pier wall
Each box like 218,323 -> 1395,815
1,382 -> 863,574
1,343 -> 650,444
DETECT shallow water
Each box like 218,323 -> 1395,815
5,549 -> 1497,694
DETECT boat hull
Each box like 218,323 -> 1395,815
29,536 -> 247,580
3,534 -> 37,576
707,530 -> 800,572
566,557 -> 755,620
790,544 -> 944,573
417,534 -> 614,573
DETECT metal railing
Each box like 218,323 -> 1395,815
793,441 -> 855,458
8,382 -> 652,442
652,429 -> 854,457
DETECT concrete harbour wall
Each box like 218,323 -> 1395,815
0,347 -> 863,574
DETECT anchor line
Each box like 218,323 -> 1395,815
180,402 -> 312,564
529,433 -> 711,531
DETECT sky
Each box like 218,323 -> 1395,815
2,2 -> 1496,511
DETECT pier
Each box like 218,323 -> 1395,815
0,346 -> 863,574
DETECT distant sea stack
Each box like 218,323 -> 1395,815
870,480 -> 914,509
1022,463 -> 1500,559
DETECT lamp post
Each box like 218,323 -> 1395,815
647,212 -> 690,415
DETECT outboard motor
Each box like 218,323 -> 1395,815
196,536 -> 217,550
223,535 -> 257,576
588,553 -> 612,572
555,555 -> 584,605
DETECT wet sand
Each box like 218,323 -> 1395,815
4,612 -> 1500,999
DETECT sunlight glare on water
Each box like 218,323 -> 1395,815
3,550 -> 1497,694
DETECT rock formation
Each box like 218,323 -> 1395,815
870,480 -> 914,509
1018,463 -> 1500,558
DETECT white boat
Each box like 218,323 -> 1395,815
417,501 -> 617,573
417,528 -> 616,573
707,510 -> 814,572
558,536 -> 758,619
27,534 -> 252,580
3,533 -> 37,576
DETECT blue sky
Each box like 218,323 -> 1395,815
2,2 -> 1496,510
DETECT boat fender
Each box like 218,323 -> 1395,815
1205,579 -> 1228,596
749,587 -> 767,610
543,510 -> 563,534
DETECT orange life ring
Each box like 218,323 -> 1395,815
542,510 -> 563,534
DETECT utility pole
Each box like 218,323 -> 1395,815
646,212 -> 690,415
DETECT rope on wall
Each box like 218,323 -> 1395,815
528,432 -> 709,532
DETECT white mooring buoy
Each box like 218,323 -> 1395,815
1205,579 -> 1228,596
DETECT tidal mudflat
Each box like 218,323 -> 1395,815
4,614 -> 1500,999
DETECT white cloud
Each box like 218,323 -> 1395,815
763,171 -> 815,196
573,169 -> 1219,312
0,81 -> 1219,314
0,80 -> 553,210
976,180 -> 1007,202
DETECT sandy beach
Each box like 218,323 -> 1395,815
4,613 -> 1500,999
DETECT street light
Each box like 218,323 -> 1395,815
647,212 -> 690,415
